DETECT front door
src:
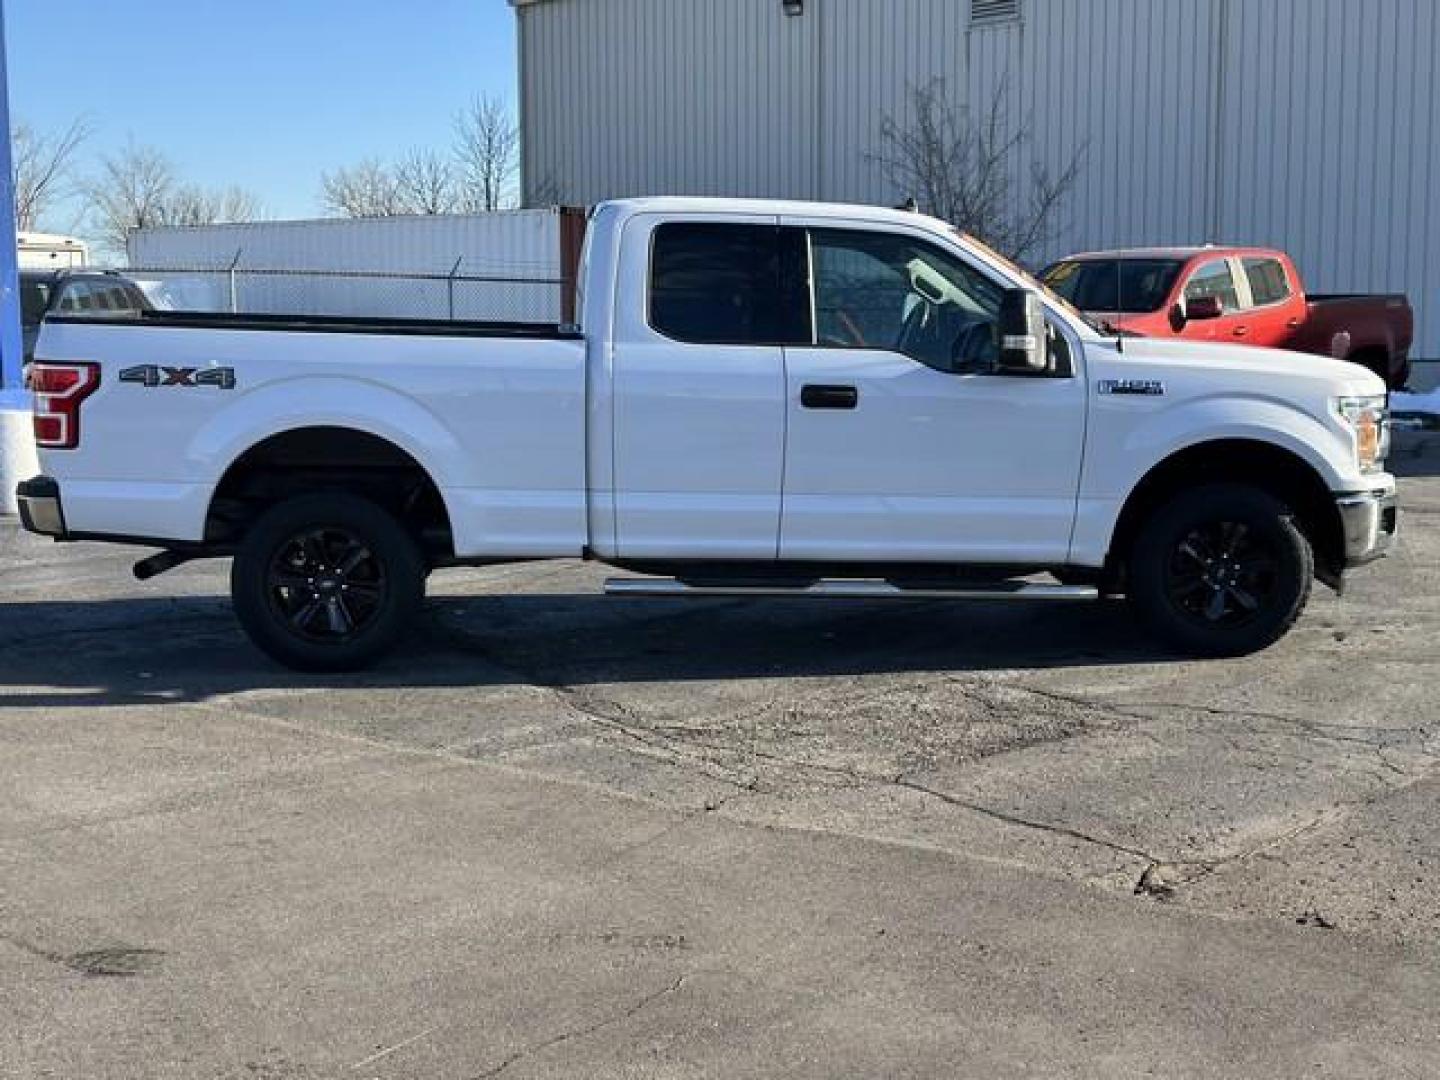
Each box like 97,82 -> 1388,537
610,216 -> 790,559
1178,256 -> 1251,344
778,223 -> 1086,564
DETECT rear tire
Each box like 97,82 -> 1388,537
231,493 -> 425,672
1128,484 -> 1312,656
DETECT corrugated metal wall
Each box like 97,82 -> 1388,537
1214,0 -> 1438,359
519,0 -> 816,202
517,0 -> 1439,357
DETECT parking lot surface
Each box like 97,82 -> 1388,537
3,431 -> 1439,1078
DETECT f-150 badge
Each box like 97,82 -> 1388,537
1097,379 -> 1164,396
119,365 -> 236,389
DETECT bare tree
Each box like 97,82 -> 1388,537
163,184 -> 265,227
454,95 -> 518,212
320,158 -> 405,218
871,78 -> 1084,264
84,141 -> 262,252
394,149 -> 459,214
84,140 -> 177,252
13,117 -> 91,231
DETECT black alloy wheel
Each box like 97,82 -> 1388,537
266,527 -> 387,642
1129,484 -> 1313,656
1163,519 -> 1279,628
232,493 -> 425,671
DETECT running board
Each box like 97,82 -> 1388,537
603,577 -> 1099,602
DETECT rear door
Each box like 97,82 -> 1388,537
609,216 -> 793,558
1179,257 -> 1250,343
1238,255 -> 1305,347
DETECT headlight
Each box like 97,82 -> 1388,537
1337,395 -> 1390,473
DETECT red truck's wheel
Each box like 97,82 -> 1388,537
231,493 -> 425,672
1128,484 -> 1313,656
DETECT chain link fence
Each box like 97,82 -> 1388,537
124,263 -> 568,324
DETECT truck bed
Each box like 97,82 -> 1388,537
32,312 -> 589,556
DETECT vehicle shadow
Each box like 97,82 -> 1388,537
0,590 -> 1176,709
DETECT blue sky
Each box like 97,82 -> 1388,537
7,0 -> 518,229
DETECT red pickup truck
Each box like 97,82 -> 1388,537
1041,246 -> 1414,389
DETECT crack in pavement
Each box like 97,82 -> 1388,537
553,684 -> 1160,867
890,775 -> 1160,863
469,971 -> 696,1079
553,680 -> 1440,907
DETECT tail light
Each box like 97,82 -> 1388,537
29,362 -> 101,449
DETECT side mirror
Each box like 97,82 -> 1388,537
1185,295 -> 1223,321
996,289 -> 1048,373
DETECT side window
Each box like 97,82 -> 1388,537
808,228 -> 1003,373
649,222 -> 785,345
103,285 -> 138,314
1242,257 -> 1291,307
56,282 -> 96,312
1183,259 -> 1241,313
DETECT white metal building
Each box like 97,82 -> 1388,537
513,0 -> 1439,359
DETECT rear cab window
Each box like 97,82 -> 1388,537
649,222 -> 797,345
56,279 -> 141,315
55,281 -> 95,313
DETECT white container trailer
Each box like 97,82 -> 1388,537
126,209 -> 584,324
18,231 -> 89,269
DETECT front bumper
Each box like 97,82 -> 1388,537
16,475 -> 66,538
1336,488 -> 1398,566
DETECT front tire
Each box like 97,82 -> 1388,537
231,493 -> 425,672
1128,484 -> 1312,657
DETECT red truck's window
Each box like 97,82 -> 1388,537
1242,257 -> 1291,306
1042,258 -> 1182,313
1184,259 -> 1242,312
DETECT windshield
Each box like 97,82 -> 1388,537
21,278 -> 51,327
1041,258 -> 1184,314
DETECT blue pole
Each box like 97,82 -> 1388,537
0,0 -> 24,399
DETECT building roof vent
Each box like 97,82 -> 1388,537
971,0 -> 1020,26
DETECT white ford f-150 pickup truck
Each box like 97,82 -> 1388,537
18,197 -> 1397,670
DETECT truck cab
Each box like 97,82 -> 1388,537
18,198 -> 1399,670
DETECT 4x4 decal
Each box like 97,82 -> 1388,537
119,364 -> 236,390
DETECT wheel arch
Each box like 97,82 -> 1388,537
1106,438 -> 1344,589
204,425 -> 455,561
